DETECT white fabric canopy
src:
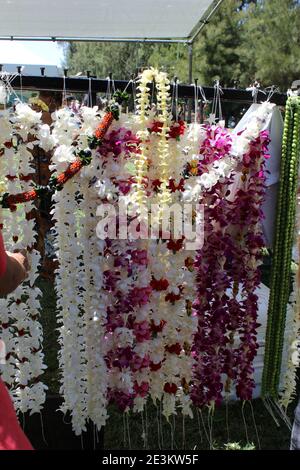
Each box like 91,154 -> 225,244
0,0 -> 218,42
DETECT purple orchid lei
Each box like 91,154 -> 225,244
191,128 -> 270,407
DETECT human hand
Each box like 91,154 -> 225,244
7,250 -> 30,283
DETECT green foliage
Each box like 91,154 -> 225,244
65,0 -> 300,91
240,0 -> 300,89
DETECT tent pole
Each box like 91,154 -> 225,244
187,42 -> 193,121
188,42 -> 193,84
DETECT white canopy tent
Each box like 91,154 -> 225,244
0,0 -> 222,43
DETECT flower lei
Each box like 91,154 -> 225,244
262,96 -> 300,398
0,73 -> 285,435
50,104 -> 118,434
29,97 -> 50,113
277,96 -> 300,407
92,115 -> 152,414
184,106 -> 273,406
0,102 -> 47,414
134,68 -> 172,219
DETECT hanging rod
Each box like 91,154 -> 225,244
7,74 -> 287,106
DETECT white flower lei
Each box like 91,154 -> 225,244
0,103 -> 46,414
51,107 -> 109,434
279,192 -> 300,409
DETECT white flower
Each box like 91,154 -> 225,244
51,144 -> 76,173
15,102 -> 41,128
214,158 -> 234,178
199,171 -> 219,190
0,83 -> 7,104
81,106 -> 100,130
38,124 -> 56,152
0,110 -> 12,144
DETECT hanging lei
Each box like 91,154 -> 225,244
51,96 -> 126,434
0,102 -> 47,414
262,96 -> 300,399
277,96 -> 300,407
185,103 -> 274,407
93,113 -> 153,414
133,68 -> 172,221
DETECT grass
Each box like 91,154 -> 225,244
37,277 -> 296,450
103,399 -> 293,450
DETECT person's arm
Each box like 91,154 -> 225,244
0,233 -> 29,296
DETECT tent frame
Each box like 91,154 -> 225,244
0,0 -> 225,83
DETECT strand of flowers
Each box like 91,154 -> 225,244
230,131 -> 270,401
52,179 -> 88,435
262,101 -> 293,395
279,99 -> 300,407
186,118 -> 270,406
93,118 -> 153,415
43,102 -> 123,434
76,107 -> 110,430
133,70 -> 152,219
134,68 -> 173,219
279,266 -> 300,409
50,106 -> 104,435
0,110 -> 17,393
0,102 -> 46,413
154,72 -> 172,209
191,174 -> 237,407
142,117 -> 196,419
50,106 -> 87,433
262,96 -> 300,398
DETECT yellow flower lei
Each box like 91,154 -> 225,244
135,68 -> 172,219
155,71 -> 172,208
134,69 -> 153,219
29,97 -> 49,112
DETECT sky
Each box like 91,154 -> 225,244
0,40 -> 64,66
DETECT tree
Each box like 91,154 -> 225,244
65,42 -> 154,78
240,0 -> 300,90
192,0 -> 245,87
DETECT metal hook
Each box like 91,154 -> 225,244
40,67 -> 45,77
64,68 -> 68,78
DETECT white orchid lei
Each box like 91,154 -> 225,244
0,102 -> 47,414
279,192 -> 300,409
50,105 -> 111,435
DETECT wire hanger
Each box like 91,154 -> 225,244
17,65 -> 24,102
62,68 -> 68,106
0,68 -> 20,106
87,70 -> 93,107
208,79 -> 223,125
193,78 -> 199,123
265,85 -> 280,102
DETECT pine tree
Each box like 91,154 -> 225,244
240,0 -> 300,90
